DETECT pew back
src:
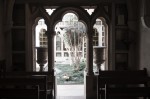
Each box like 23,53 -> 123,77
2,71 -> 54,99
0,77 -> 44,99
0,76 -> 47,99
98,68 -> 148,87
0,87 -> 39,99
97,68 -> 149,99
98,68 -> 147,77
103,77 -> 150,99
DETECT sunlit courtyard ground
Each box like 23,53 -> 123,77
57,85 -> 84,96
55,63 -> 85,85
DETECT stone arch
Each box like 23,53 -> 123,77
91,5 -> 110,70
50,6 -> 90,35
31,6 -> 51,28
54,10 -> 88,36
28,6 -> 51,71
91,5 -> 110,26
49,6 -> 94,74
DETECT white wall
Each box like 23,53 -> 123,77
0,1 -> 5,60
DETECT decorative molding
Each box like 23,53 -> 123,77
144,0 -> 150,28
15,0 -> 126,6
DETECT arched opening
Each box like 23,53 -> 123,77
93,17 -> 108,73
30,6 -> 108,98
54,12 -> 86,98
33,18 -> 48,72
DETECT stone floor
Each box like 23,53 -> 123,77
57,85 -> 84,96
56,85 -> 84,99
56,96 -> 84,99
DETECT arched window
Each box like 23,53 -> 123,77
93,17 -> 108,71
35,19 -> 48,71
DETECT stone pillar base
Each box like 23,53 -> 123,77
84,71 -> 97,99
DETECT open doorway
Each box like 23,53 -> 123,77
33,8 -> 108,98
54,12 -> 86,98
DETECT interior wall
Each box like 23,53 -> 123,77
127,0 -> 139,70
0,1 -> 5,60
139,17 -> 150,75
139,0 -> 150,75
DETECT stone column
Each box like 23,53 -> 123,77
84,26 -> 96,99
47,29 -> 56,99
86,28 -> 94,76
47,29 -> 55,72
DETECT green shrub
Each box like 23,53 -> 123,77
55,62 -> 86,85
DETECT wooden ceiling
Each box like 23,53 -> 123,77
15,0 -> 126,6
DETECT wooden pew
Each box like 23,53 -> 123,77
97,68 -> 149,99
0,77 -> 44,99
1,71 -> 54,99
0,76 -> 47,99
0,60 -> 6,78
0,87 -> 39,99
98,68 -> 147,78
101,77 -> 150,99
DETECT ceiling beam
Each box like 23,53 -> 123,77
15,0 -> 126,6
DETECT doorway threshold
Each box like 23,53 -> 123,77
57,85 -> 84,96
56,96 -> 84,99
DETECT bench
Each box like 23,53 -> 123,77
0,76 -> 47,99
0,77 -> 45,99
102,77 -> 150,99
98,68 -> 147,78
1,71 -> 54,99
0,87 -> 39,99
97,68 -> 149,99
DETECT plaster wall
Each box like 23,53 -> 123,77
139,17 -> 150,75
138,0 -> 150,75
0,1 -> 5,60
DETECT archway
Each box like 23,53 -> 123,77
35,19 -> 48,71
93,17 -> 108,72
30,5 -> 110,99
54,11 -> 87,98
